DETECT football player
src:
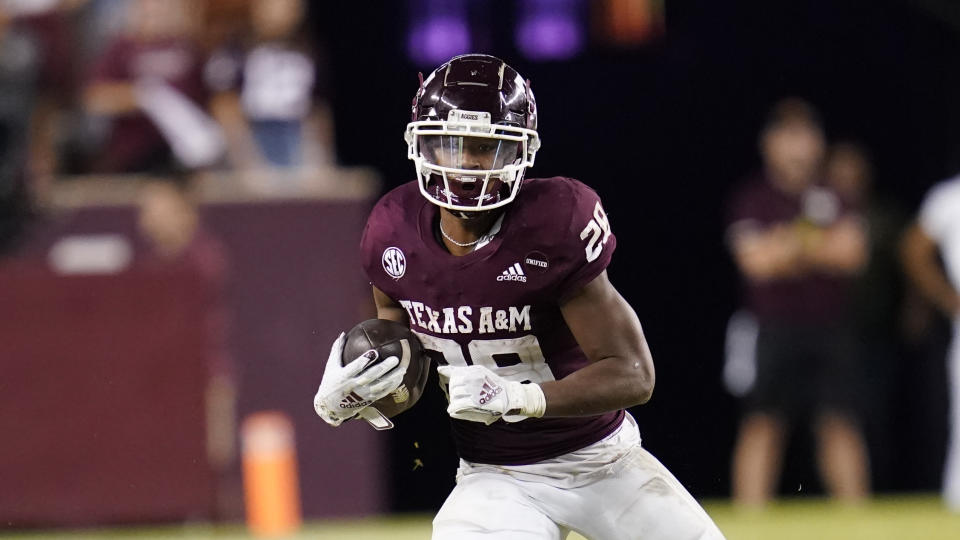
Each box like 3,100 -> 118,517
314,54 -> 725,540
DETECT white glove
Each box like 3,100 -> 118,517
437,365 -> 546,425
313,333 -> 407,427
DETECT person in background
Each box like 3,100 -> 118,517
201,0 -> 250,53
901,173 -> 960,511
82,0 -> 210,173
826,141 -> 912,491
206,0 -> 333,174
137,174 -> 236,516
725,99 -> 870,508
3,0 -> 86,202
138,175 -> 223,268
0,4 -> 41,255
0,174 -> 32,258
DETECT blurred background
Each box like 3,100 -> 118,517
3,0 -> 960,538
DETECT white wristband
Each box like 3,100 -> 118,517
520,383 -> 547,418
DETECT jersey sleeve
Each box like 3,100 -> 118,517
554,179 -> 617,301
359,201 -> 387,288
919,179 -> 960,242
359,187 -> 407,298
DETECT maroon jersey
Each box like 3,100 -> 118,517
726,176 -> 857,325
88,37 -> 206,173
360,177 -> 624,465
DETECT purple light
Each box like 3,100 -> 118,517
517,17 -> 582,60
516,0 -> 584,60
408,17 -> 472,66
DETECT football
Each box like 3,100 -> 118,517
342,318 -> 429,420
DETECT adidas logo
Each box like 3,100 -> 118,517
497,262 -> 527,282
478,378 -> 503,405
339,392 -> 370,409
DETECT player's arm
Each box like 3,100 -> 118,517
901,222 -> 960,318
539,270 -> 655,415
440,270 -> 653,423
373,285 -> 410,325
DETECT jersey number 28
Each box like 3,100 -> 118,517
412,331 -> 556,385
580,201 -> 612,263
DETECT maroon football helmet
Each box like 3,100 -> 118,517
405,54 -> 540,213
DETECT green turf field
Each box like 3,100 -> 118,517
2,496 -> 957,539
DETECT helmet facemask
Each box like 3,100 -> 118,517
406,109 -> 540,213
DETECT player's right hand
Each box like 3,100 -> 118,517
313,333 -> 403,427
438,364 -> 546,425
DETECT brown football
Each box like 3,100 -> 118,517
341,319 -> 429,419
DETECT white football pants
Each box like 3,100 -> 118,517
945,321 -> 960,510
432,414 -> 725,540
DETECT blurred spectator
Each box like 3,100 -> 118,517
0,5 -> 42,254
82,0 -> 223,173
3,0 -> 86,201
138,175 -> 222,267
78,0 -> 129,55
826,141 -> 912,490
901,174 -> 960,511
136,174 -> 237,515
206,0 -> 333,174
0,176 -> 32,258
725,98 -> 870,508
202,0 -> 251,53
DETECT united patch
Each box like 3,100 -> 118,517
523,251 -> 550,273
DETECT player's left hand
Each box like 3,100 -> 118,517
437,364 -> 546,425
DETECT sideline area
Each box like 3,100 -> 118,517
2,496 -> 958,540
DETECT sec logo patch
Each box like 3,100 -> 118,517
382,247 -> 406,279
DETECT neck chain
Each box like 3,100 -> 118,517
439,220 -> 483,247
